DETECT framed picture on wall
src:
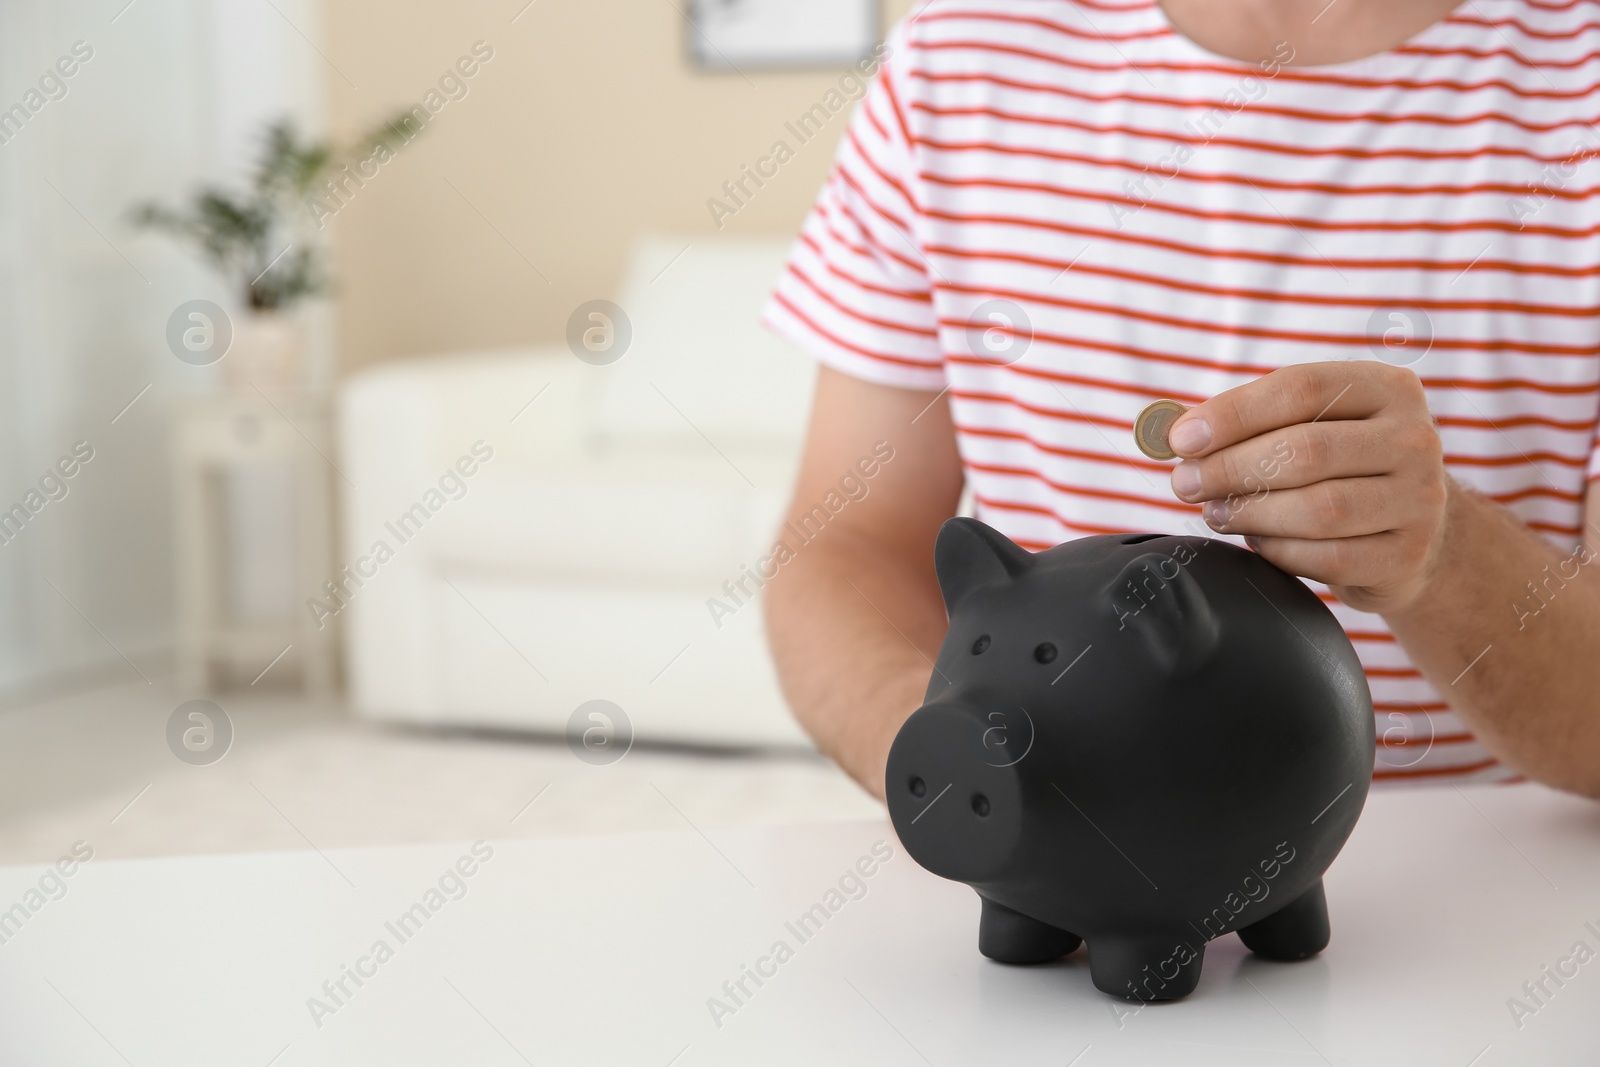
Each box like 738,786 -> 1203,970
688,0 -> 881,70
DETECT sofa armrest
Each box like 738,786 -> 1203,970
336,346 -> 595,716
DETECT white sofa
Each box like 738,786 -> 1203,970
338,236 -> 816,747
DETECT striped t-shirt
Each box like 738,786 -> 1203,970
763,0 -> 1600,785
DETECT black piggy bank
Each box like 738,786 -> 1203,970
886,518 -> 1374,1001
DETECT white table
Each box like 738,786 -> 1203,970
1,783 -> 1597,1066
171,391 -> 335,696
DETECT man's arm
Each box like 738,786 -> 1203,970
1168,361 -> 1600,797
764,366 -> 964,800
1378,482 -> 1600,795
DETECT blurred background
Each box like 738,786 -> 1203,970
0,0 -> 923,864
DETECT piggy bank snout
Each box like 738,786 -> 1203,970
886,702 -> 1026,884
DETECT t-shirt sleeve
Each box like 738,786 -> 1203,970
761,31 -> 945,391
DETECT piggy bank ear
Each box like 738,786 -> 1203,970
934,518 -> 1032,613
1107,551 -> 1220,675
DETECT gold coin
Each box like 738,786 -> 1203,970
1134,399 -> 1188,460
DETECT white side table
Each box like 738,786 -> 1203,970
171,391 -> 335,696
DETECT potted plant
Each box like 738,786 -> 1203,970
130,115 -> 413,387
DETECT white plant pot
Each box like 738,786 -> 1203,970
224,311 -> 304,390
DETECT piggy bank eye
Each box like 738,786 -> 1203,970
1033,642 -> 1058,664
971,635 -> 991,655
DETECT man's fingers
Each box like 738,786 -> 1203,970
1170,419 -> 1394,502
1248,530 -> 1413,590
1201,475 -> 1414,539
1168,362 -> 1412,459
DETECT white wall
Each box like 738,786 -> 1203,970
0,0 -> 327,694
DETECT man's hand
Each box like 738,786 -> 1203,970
1166,361 -> 1451,614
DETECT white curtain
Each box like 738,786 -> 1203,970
0,0 -> 327,694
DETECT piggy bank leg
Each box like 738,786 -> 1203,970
1088,935 -> 1204,1001
978,897 -> 1082,963
1237,879 -> 1330,960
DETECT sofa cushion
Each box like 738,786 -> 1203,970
427,453 -> 795,584
589,235 -> 815,452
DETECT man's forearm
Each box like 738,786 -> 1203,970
763,528 -> 947,801
1379,479 -> 1600,795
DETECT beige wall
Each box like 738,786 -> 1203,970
324,0 -> 914,373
